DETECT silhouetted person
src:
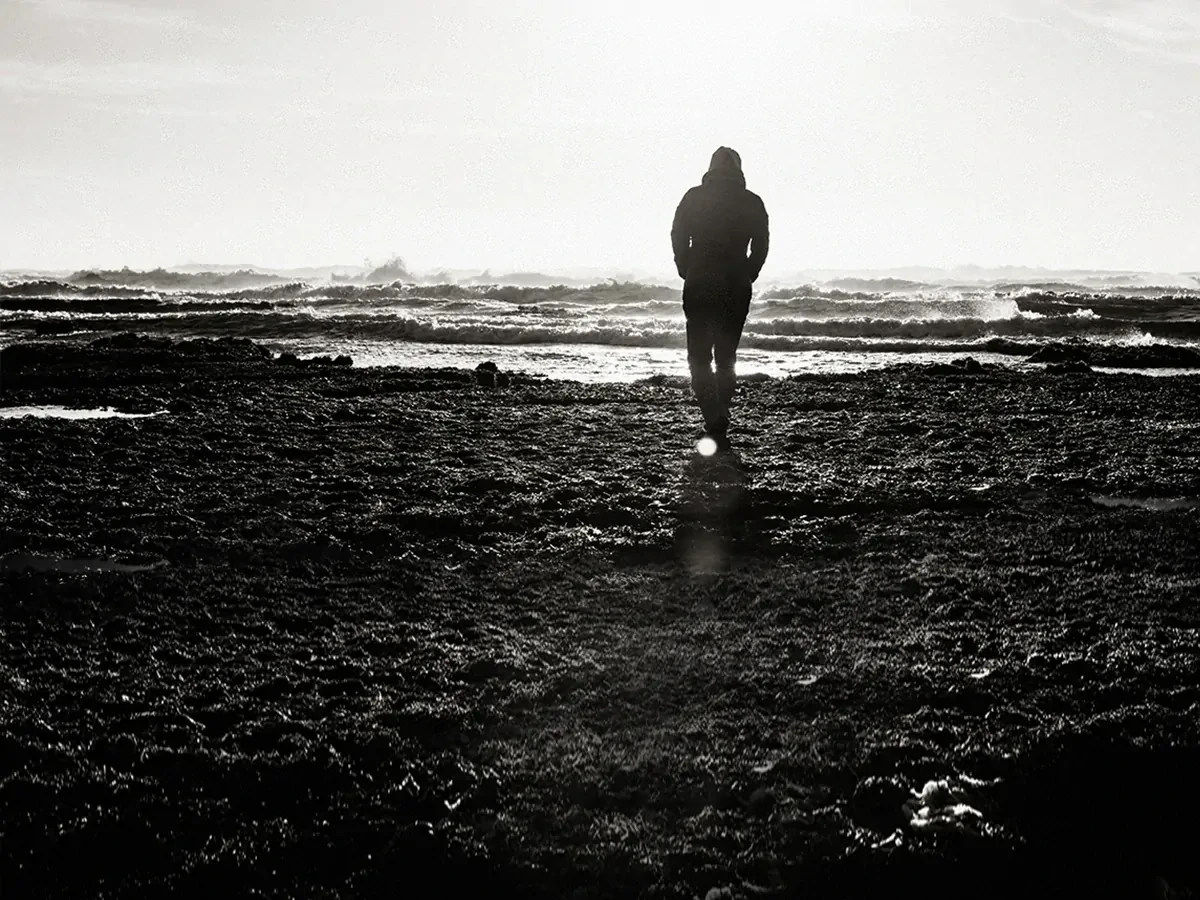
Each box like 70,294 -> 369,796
672,146 -> 769,449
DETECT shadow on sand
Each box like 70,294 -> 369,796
673,448 -> 750,577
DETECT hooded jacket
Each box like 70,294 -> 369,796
671,147 -> 769,284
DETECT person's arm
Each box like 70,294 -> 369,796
671,190 -> 692,279
747,195 -> 769,283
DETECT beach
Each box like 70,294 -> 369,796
2,334 -> 1199,897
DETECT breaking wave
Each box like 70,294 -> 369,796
0,279 -> 680,306
3,277 -> 1199,367
6,307 -> 1200,346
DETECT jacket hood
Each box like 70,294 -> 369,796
703,146 -> 746,188
702,168 -> 746,189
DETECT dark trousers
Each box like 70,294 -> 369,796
683,274 -> 752,432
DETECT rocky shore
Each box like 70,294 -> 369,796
2,335 -> 1199,899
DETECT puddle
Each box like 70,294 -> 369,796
1,554 -> 167,573
1089,495 -> 1199,511
0,405 -> 165,420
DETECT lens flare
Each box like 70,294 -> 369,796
696,436 -> 718,457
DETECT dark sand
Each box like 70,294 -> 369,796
2,335 -> 1199,899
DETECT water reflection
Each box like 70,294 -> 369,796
674,447 -> 749,576
0,406 -> 165,420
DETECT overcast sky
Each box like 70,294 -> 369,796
2,0 -> 1198,274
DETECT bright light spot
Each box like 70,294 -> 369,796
696,437 -> 718,456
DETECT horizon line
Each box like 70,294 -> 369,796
3,262 -> 1198,278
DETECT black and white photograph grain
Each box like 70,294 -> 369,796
3,1 -> 1200,898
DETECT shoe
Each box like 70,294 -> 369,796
705,414 -> 731,451
705,415 -> 729,438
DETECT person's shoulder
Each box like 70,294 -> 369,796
743,189 -> 767,216
677,184 -> 704,208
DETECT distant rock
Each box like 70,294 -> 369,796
474,361 -> 509,388
1098,344 -> 1200,369
1028,343 -> 1090,364
99,332 -> 152,350
1045,360 -> 1093,374
634,373 -> 689,388
954,356 -> 984,372
926,356 -> 988,375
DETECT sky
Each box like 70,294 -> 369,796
2,0 -> 1199,276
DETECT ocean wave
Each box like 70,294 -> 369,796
0,280 -> 164,300
6,272 -> 1200,366
6,277 -> 1200,321
753,295 -> 1028,321
746,312 -> 1146,340
1012,290 -> 1200,321
759,285 -> 901,302
7,307 -> 1200,347
0,278 -> 681,307
825,277 -> 934,292
69,268 -> 297,291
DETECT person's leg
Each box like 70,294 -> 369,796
713,279 -> 753,423
686,313 -> 723,430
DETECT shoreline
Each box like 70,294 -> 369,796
3,333 -> 1199,898
3,330 -> 1200,393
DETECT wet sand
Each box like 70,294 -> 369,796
2,334 -> 1199,898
